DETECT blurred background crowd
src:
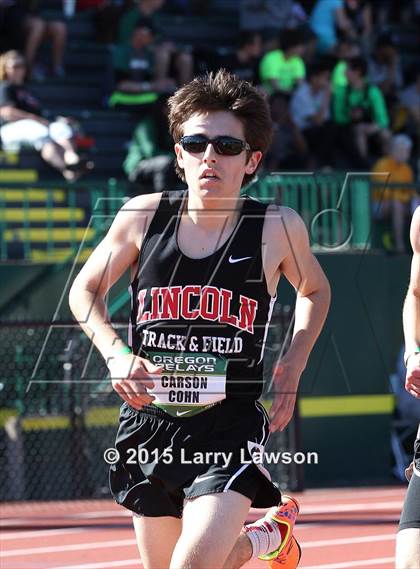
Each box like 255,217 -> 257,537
0,0 -> 419,252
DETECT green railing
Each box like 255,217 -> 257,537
246,173 -> 373,250
0,178 -> 127,262
246,173 -> 420,251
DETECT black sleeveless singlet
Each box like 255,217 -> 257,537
128,189 -> 276,417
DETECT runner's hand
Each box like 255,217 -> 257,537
406,353 -> 420,398
108,354 -> 162,409
269,362 -> 301,432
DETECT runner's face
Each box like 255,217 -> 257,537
175,111 -> 261,199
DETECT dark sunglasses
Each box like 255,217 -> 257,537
179,134 -> 251,156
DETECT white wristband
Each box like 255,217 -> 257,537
404,348 -> 420,367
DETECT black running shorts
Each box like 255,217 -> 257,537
110,398 -> 282,518
399,424 -> 420,531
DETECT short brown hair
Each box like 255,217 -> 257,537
168,69 -> 272,187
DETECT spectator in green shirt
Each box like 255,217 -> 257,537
333,56 -> 390,164
123,96 -> 178,192
259,29 -> 306,94
118,0 -> 193,86
331,38 -> 360,92
111,22 -> 176,107
118,0 -> 163,45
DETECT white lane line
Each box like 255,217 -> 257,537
291,523 -> 324,530
301,557 -> 394,568
51,560 -> 142,569
304,534 -> 395,547
0,511 -> 133,528
302,501 -> 402,514
298,484 -> 404,494
0,511 -> 130,527
300,495 -> 403,505
211,500 -> 401,520
2,538 -> 136,557
68,511 -> 131,519
1,528 -> 87,541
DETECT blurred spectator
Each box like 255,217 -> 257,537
375,0 -> 416,28
310,0 -> 357,54
111,21 -> 176,103
341,0 -> 372,49
0,51 -> 93,181
0,1 -> 26,53
23,0 -> 68,78
331,37 -> 361,92
397,67 -> 420,134
91,0 -> 127,44
264,92 -> 308,171
123,96 -> 178,191
333,56 -> 390,166
118,0 -> 163,45
290,61 -> 334,167
240,0 -> 308,32
372,134 -> 416,253
368,34 -> 403,99
217,31 -> 262,84
259,29 -> 306,94
118,0 -> 193,86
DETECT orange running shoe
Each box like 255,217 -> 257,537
258,495 -> 300,562
267,536 -> 301,568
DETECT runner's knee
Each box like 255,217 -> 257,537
396,528 -> 420,568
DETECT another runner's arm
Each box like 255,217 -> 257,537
69,193 -> 159,362
278,208 -> 331,373
403,206 -> 420,398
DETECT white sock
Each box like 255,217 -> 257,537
244,518 -> 282,558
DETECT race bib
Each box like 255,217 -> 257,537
147,352 -> 227,417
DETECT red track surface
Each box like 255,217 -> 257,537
1,486 -> 405,569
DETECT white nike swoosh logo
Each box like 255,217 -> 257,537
193,474 -> 215,484
228,255 -> 252,264
176,410 -> 192,416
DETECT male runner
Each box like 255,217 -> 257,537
69,70 -> 331,569
396,206 -> 420,569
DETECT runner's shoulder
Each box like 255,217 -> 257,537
120,192 -> 163,217
108,192 -> 163,246
411,206 -> 420,252
264,204 -> 307,239
116,192 -> 163,228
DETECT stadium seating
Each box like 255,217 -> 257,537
0,2 -> 241,262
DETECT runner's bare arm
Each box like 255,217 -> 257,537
278,207 -> 331,370
69,193 -> 160,358
264,206 -> 331,431
403,206 -> 420,398
69,193 -> 162,409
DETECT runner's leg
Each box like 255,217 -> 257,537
170,490 -> 251,569
224,495 -> 300,568
396,468 -> 420,568
223,531 -> 252,568
133,515 -> 182,569
396,528 -> 420,568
